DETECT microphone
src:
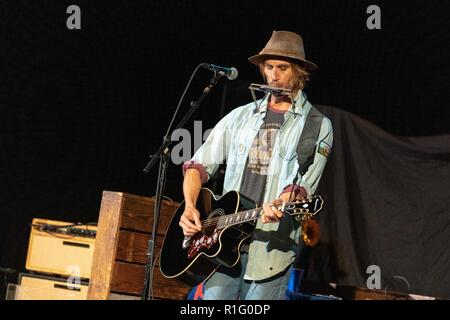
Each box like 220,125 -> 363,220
201,63 -> 238,80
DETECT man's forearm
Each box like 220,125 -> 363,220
183,168 -> 203,208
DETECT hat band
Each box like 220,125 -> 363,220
260,48 -> 305,59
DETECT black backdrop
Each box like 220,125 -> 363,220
307,105 -> 450,299
0,0 -> 449,299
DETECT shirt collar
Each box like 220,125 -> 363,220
255,90 -> 307,116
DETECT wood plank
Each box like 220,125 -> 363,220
110,261 -> 191,299
115,230 -> 164,265
87,191 -> 124,299
120,195 -> 179,234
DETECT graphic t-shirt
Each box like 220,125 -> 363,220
239,106 -> 286,206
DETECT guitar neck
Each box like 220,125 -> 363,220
215,207 -> 266,229
200,195 -> 322,231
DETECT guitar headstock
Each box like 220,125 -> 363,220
282,195 -> 324,218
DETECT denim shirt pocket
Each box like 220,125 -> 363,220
278,144 -> 298,180
227,130 -> 249,175
234,126 -> 249,155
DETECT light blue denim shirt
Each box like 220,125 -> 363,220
190,90 -> 333,280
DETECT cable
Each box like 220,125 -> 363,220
30,222 -> 97,238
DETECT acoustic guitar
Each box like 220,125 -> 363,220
159,187 -> 323,286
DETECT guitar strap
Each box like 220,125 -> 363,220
295,105 -> 324,176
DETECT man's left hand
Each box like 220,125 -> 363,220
261,191 -> 305,224
262,199 -> 284,223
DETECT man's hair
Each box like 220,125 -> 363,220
258,61 -> 310,92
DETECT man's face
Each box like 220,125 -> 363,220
263,59 -> 295,90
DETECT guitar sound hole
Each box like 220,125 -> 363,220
203,209 -> 223,236
203,226 -> 216,237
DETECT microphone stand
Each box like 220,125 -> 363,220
141,66 -> 225,300
286,154 -> 315,298
288,153 -> 315,202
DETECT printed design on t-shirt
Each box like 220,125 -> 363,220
247,123 -> 281,175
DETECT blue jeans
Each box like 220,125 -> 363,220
203,253 -> 291,300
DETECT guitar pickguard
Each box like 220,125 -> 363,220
187,230 -> 220,259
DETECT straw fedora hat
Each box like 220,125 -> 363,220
248,30 -> 317,72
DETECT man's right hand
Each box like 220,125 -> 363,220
179,205 -> 202,237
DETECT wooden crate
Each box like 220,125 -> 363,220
87,191 -> 191,300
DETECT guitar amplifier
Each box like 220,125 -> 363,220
25,218 -> 97,279
7,273 -> 89,300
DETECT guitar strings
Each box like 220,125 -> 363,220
198,199 -> 315,229
199,207 -> 265,228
